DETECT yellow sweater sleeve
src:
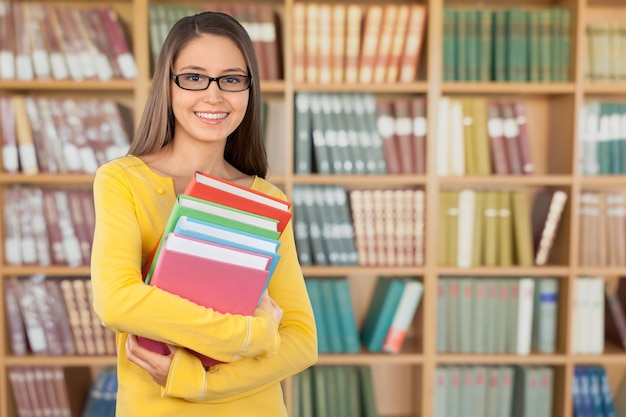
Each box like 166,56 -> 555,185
163,212 -> 318,402
90,158 -> 279,362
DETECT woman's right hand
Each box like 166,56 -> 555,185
258,291 -> 283,326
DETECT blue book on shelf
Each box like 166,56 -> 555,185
319,279 -> 344,353
305,279 -> 330,354
331,278 -> 361,353
360,277 -> 407,352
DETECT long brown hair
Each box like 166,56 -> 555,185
129,11 -> 267,178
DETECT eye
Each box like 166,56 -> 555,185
183,73 -> 207,83
222,75 -> 245,85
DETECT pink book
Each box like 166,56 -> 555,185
137,233 -> 271,367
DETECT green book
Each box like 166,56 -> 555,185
558,7 -> 572,82
361,277 -> 406,352
493,9 -> 508,81
465,9 -> 480,81
527,10 -> 541,82
144,194 -> 279,284
294,93 -> 313,174
538,9 -> 552,82
358,366 -> 378,417
311,367 -> 329,417
478,10 -> 493,81
443,8 -> 458,81
456,9 -> 468,81
297,368 -> 314,417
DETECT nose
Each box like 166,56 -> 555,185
202,80 -> 223,102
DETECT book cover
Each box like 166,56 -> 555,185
358,5 -> 383,84
381,279 -> 424,354
361,277 -> 406,352
532,190 -> 568,266
138,233 -> 272,367
399,4 -> 427,83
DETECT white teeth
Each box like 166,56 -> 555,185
195,112 -> 227,120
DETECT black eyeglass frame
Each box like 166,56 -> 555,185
171,73 -> 253,92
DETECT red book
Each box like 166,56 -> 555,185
137,233 -> 272,367
499,101 -> 523,175
375,98 -> 402,174
184,171 -> 292,233
486,100 -> 510,175
511,100 -> 535,174
98,6 -> 136,80
605,285 -> 626,351
392,98 -> 415,174
411,96 -> 427,174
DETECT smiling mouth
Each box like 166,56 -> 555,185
195,111 -> 227,120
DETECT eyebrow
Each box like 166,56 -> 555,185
178,65 -> 248,74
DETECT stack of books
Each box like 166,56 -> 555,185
137,171 -> 292,367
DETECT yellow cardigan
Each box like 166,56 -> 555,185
90,155 -> 317,417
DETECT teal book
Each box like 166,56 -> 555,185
456,9 -> 467,81
319,279 -> 344,353
331,278 -> 361,353
312,366 -> 330,417
361,277 -> 407,352
304,279 -> 330,354
528,10 -> 541,82
144,193 -> 280,284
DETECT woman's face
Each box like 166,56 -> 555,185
170,34 -> 250,146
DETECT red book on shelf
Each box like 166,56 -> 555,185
499,101 -> 523,175
411,96 -> 427,174
486,100 -> 510,175
605,282 -> 626,351
398,4 -> 427,83
184,171 -> 292,233
98,6 -> 136,80
137,233 -> 272,367
511,100 -> 535,174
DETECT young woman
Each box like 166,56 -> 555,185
90,11 -> 317,416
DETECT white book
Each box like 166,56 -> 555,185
532,278 -> 559,354
515,278 -> 535,355
456,189 -> 476,267
164,233 -> 270,270
437,97 -> 450,176
449,99 -> 465,176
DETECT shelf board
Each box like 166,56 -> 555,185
583,83 -> 626,95
438,175 -> 573,186
318,353 -> 424,365
0,173 -> 95,185
292,174 -> 427,186
442,82 -> 576,95
5,355 -> 116,366
301,265 -> 425,276
436,266 -> 571,276
1,266 -> 91,276
436,353 -> 569,365
293,82 -> 428,93
0,80 -> 135,91
579,175 -> 626,187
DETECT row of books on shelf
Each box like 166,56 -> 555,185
293,3 -> 426,84
149,4 -> 282,80
137,171 -> 292,367
579,191 -> 626,267
0,2 -> 136,81
7,365 -> 100,417
292,365 -> 377,417
437,97 -> 533,176
437,277 -> 557,355
435,365 -> 553,417
4,187 -> 95,267
292,185 -> 425,267
0,95 -> 132,175
306,276 -> 423,355
573,365 -> 624,417
443,7 -> 571,82
294,93 -> 426,176
585,22 -> 626,83
5,276 -> 116,357
579,102 -> 626,176
439,189 -> 566,267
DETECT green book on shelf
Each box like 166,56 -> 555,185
331,278 -> 361,353
465,9 -> 480,82
492,9 -> 508,81
319,279 -> 345,353
456,9 -> 468,81
528,10 -> 541,82
304,278 -> 330,354
478,10 -> 493,81
443,8 -> 458,81
358,366 -> 378,417
361,277 -> 407,352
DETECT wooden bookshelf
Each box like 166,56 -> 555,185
1,0 -> 626,416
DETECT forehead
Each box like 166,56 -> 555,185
173,34 -> 246,71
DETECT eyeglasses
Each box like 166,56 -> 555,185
171,73 -> 252,92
